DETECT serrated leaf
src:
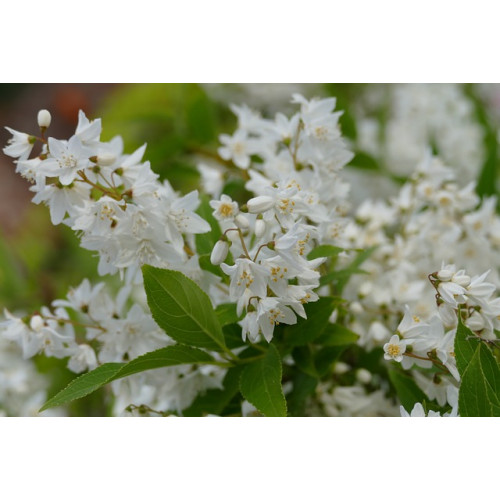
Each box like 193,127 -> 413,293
455,320 -> 500,416
143,265 -> 226,351
240,344 -> 287,417
388,369 -> 429,412
41,345 -> 214,411
282,297 -> 336,346
307,245 -> 344,260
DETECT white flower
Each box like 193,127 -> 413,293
3,127 -> 35,160
383,335 -> 407,362
67,344 -> 98,373
75,110 -> 102,145
400,402 -> 426,417
39,136 -> 90,185
31,180 -> 90,225
218,129 -> 256,169
209,194 -> 239,221
221,258 -> 269,307
400,402 -> 442,417
466,270 -> 496,303
256,297 -> 297,342
437,280 -> 467,307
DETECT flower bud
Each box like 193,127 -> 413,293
452,274 -> 471,287
356,368 -> 372,385
234,214 -> 250,230
97,153 -> 116,166
350,301 -> 364,314
437,269 -> 453,281
254,219 -> 266,238
247,195 -> 274,214
333,362 -> 350,375
210,240 -> 229,265
37,109 -> 52,129
30,315 -> 44,332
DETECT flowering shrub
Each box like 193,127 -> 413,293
2,84 -> 500,417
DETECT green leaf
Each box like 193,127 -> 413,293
292,345 -> 319,378
198,254 -> 225,278
142,265 -> 226,351
282,297 -> 336,346
222,323 -> 246,349
455,320 -> 500,417
195,195 -> 221,256
350,152 -> 381,171
41,345 -> 214,411
215,303 -> 240,327
240,344 -> 287,417
388,369 -> 429,412
287,372 -> 318,416
463,84 -> 498,198
315,323 -> 359,346
307,245 -> 344,260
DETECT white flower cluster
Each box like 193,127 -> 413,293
356,83 -> 484,182
342,153 -> 500,350
381,263 -> 500,411
0,336 -> 63,417
3,110 -> 210,281
207,95 -> 354,342
0,279 -> 224,415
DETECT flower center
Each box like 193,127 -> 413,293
219,203 -> 234,217
387,344 -> 401,357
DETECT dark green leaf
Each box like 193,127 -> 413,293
282,297 -> 336,346
240,344 -> 287,417
388,369 -> 429,412
198,254 -> 225,278
287,372 -> 318,416
41,345 -> 214,411
292,345 -> 319,378
142,266 -> 226,351
315,323 -> 359,346
315,346 -> 348,377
